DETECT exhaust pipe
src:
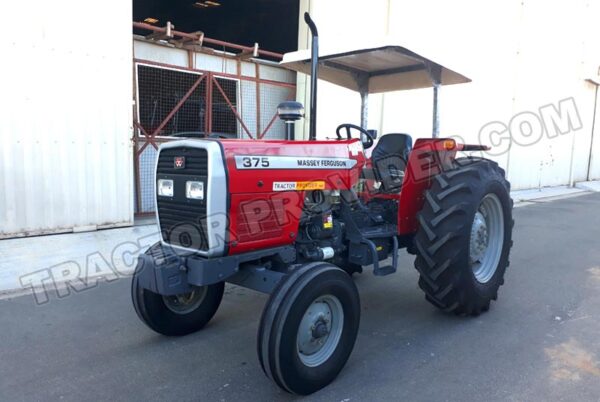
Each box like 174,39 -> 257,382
304,12 -> 319,141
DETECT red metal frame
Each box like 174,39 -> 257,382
211,75 -> 254,139
132,60 -> 296,143
206,72 -> 213,133
132,59 -> 295,89
133,21 -> 284,60
139,74 -> 206,153
132,54 -> 296,215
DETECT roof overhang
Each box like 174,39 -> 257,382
281,44 -> 470,94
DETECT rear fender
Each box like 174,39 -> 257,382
398,138 -> 460,234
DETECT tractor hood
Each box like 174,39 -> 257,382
281,43 -> 470,93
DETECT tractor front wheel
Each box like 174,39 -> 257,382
414,157 -> 513,315
131,258 -> 224,336
257,262 -> 360,395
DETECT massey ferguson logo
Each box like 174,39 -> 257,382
174,156 -> 185,169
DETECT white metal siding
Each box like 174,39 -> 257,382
298,0 -> 600,190
589,88 -> 600,180
0,0 -> 133,238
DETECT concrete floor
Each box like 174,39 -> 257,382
1,193 -> 600,401
2,183 -> 598,294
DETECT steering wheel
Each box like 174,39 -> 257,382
335,123 -> 375,149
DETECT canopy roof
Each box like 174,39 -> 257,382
281,44 -> 470,94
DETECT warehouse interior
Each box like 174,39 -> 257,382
2,0 -> 599,239
131,0 -> 300,215
133,0 -> 299,54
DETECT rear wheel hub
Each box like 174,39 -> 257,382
470,212 -> 488,263
469,193 -> 505,284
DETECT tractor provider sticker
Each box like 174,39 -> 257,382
234,155 -> 357,170
273,181 -> 326,191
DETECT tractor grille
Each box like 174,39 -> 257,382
156,147 -> 209,251
157,147 -> 209,176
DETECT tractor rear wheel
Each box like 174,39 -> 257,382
414,157 -> 513,315
257,262 -> 360,395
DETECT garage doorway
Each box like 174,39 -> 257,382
131,1 -> 299,215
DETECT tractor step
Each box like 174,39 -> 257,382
373,264 -> 396,276
359,224 -> 398,239
361,235 -> 399,277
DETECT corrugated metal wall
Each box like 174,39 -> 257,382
0,0 -> 133,238
298,0 -> 600,190
589,89 -> 600,180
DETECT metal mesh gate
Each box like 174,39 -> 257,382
133,61 -> 296,214
137,65 -> 207,135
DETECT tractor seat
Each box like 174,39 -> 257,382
370,133 -> 413,193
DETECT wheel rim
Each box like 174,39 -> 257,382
162,287 -> 208,315
469,193 -> 505,284
296,294 -> 344,367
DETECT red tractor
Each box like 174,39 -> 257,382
132,14 -> 513,395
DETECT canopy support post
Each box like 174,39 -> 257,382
360,91 -> 369,129
426,64 -> 442,138
432,83 -> 440,138
356,74 -> 370,129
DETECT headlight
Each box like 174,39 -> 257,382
186,181 -> 204,200
157,179 -> 174,197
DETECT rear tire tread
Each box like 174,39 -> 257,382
414,157 -> 513,316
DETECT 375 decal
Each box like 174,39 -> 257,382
239,156 -> 270,168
